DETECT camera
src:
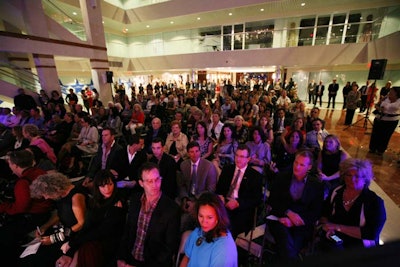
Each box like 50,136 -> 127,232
329,234 -> 343,245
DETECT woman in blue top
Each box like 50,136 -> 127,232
180,192 -> 237,267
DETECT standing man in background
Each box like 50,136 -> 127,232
307,80 -> 316,104
327,78 -> 339,109
314,81 -> 324,107
359,80 -> 370,113
342,81 -> 352,110
379,81 -> 392,102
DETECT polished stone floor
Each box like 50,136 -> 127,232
313,104 -> 400,206
307,102 -> 400,243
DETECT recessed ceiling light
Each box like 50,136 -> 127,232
146,25 -> 150,28
72,12 -> 77,15
197,17 -> 201,20
102,21 -> 104,24
170,21 -> 174,24
260,8 -> 264,12
301,3 -> 305,6
228,13 -> 232,16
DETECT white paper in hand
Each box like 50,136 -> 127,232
20,241 -> 41,258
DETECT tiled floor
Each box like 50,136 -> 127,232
307,103 -> 400,243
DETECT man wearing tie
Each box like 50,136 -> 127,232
305,118 -> 329,159
314,81 -> 325,107
216,144 -> 263,238
179,141 -> 218,200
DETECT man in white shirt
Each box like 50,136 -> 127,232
216,144 -> 263,238
276,90 -> 291,111
305,118 -> 329,158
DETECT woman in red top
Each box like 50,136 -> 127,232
366,82 -> 379,110
126,103 -> 145,135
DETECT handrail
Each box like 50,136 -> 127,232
42,0 -> 87,41
0,61 -> 40,81
0,62 -> 41,92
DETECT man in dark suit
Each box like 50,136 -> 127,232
149,137 -> 177,200
273,108 -> 292,135
314,81 -> 325,107
116,162 -> 180,267
307,80 -> 316,104
273,108 -> 292,153
358,80 -> 370,113
82,127 -> 124,190
266,149 -> 324,262
118,134 -> 148,199
149,97 -> 166,122
179,141 -> 218,199
216,144 -> 263,238
327,78 -> 339,108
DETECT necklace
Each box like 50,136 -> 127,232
343,197 -> 358,206
342,191 -> 360,206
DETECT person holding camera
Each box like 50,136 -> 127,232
56,170 -> 126,267
318,158 -> 386,252
19,172 -> 87,267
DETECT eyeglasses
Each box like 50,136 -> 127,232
141,177 -> 162,185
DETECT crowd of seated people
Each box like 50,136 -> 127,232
0,81 -> 388,266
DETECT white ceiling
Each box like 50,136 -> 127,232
45,0 -> 400,36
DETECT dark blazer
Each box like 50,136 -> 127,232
328,83 -> 339,96
216,164 -> 263,236
268,171 -> 324,227
315,84 -> 325,96
117,193 -> 181,267
144,127 -> 168,154
179,158 -> 217,198
272,116 -> 292,134
86,142 -> 124,179
120,148 -> 148,182
149,153 -> 177,200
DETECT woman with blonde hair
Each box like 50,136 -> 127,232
165,120 -> 189,166
319,158 -> 386,251
126,103 -> 145,135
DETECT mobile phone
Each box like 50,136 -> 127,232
330,234 -> 343,245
